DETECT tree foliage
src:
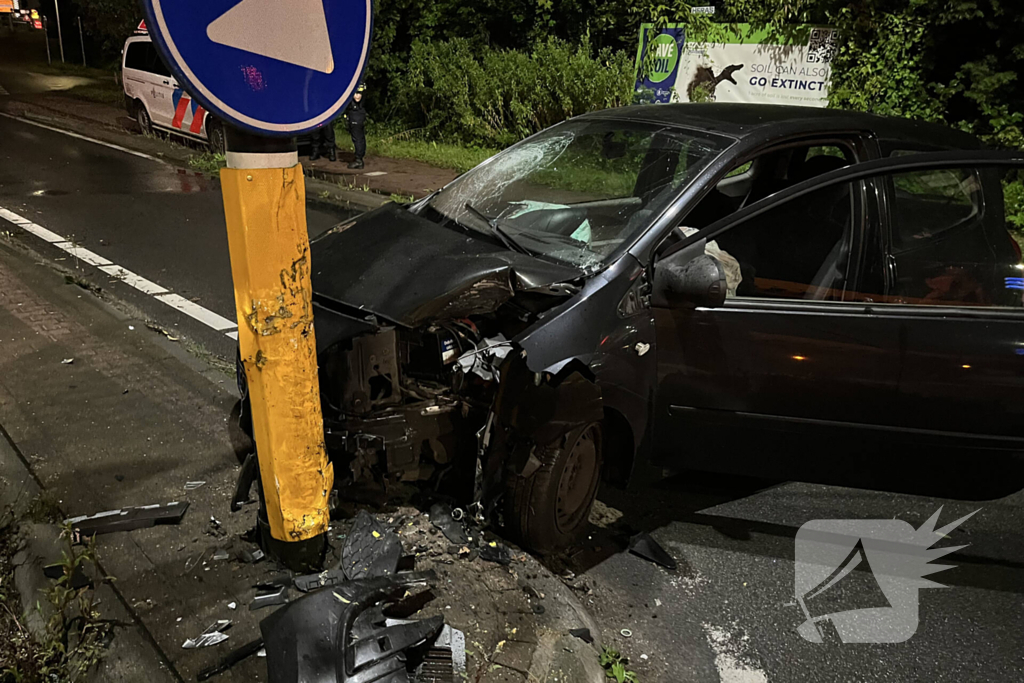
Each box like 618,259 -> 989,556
66,0 -> 1022,156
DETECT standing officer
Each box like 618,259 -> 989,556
309,117 -> 337,162
346,84 -> 367,169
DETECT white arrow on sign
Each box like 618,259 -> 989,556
206,0 -> 335,74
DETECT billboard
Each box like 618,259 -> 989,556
635,24 -> 836,108
0,0 -> 15,14
633,24 -> 686,104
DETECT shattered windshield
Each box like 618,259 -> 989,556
418,120 -> 730,269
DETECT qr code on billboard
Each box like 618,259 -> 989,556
806,28 -> 837,63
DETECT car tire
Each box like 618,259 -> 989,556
504,421 -> 603,554
207,118 -> 226,155
135,102 -> 152,135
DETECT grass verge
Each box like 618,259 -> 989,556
333,124 -> 497,174
188,152 -> 226,175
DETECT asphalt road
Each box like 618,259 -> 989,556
2,66 -> 1022,683
564,472 -> 1024,683
0,113 -> 353,359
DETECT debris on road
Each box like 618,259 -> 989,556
570,627 -> 594,644
293,568 -> 348,592
61,358 -> 74,364
182,620 -> 231,649
479,540 -> 512,565
238,545 -> 265,564
212,548 -> 230,561
249,586 -> 290,612
341,509 -> 402,579
196,637 -> 265,681
429,502 -> 470,545
184,480 -> 206,491
66,501 -> 189,539
261,571 -> 442,683
627,531 -> 678,570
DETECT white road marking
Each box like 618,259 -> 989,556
0,208 -> 66,242
0,112 -> 166,163
0,205 -> 238,339
153,292 -> 237,331
54,242 -> 112,267
98,265 -> 169,295
703,624 -> 768,683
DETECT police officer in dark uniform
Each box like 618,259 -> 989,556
346,84 -> 367,169
309,117 -> 337,162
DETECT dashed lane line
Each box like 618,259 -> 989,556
0,206 -> 238,338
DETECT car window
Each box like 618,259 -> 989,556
887,165 -> 1024,308
420,119 -> 729,270
887,151 -> 982,249
124,42 -> 147,71
681,177 -> 863,301
144,43 -> 171,78
684,140 -> 856,230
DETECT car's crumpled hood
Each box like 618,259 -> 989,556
310,203 -> 583,327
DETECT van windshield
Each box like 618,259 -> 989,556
417,119 -> 730,270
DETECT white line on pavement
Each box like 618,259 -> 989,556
97,265 -> 169,295
0,208 -> 66,242
0,205 -> 238,340
0,112 -> 166,164
153,293 -> 237,332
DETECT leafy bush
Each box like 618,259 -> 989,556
392,36 -> 635,148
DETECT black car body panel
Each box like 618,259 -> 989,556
311,203 -> 583,328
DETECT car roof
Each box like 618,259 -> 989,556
579,103 -> 982,150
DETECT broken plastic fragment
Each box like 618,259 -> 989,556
183,620 -> 231,648
429,503 -> 469,545
569,627 -> 594,644
627,532 -> 677,570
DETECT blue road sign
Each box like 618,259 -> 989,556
141,0 -> 372,135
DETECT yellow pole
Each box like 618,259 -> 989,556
220,139 -> 332,569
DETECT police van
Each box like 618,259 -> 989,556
121,24 -> 226,153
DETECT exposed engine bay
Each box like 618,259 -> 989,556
316,281 -> 602,523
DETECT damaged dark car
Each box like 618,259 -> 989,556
240,104 -> 1024,552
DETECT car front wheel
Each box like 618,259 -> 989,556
504,421 -> 603,554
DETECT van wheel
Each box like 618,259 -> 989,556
135,103 -> 152,135
504,422 -> 603,554
207,119 -> 226,155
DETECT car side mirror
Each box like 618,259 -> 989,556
653,243 -> 727,309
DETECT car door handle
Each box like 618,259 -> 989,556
162,80 -> 171,85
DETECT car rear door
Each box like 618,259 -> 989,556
651,150 -> 1024,494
